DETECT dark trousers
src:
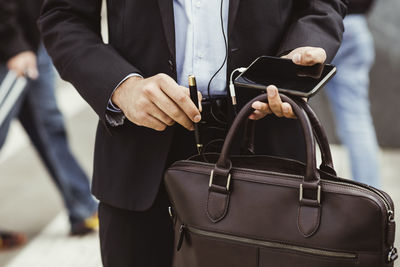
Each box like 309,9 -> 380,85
98,99 -> 306,267
98,123 -> 199,267
99,184 -> 174,267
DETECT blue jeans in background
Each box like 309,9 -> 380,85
0,45 -> 97,227
326,15 -> 381,188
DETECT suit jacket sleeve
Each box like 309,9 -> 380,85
278,0 -> 349,62
0,0 -> 31,61
38,0 -> 141,122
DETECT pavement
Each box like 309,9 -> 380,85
0,82 -> 399,267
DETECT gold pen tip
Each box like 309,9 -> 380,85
189,75 -> 197,86
196,144 -> 203,154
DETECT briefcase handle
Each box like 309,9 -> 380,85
242,98 -> 336,176
294,99 -> 336,176
214,93 -> 319,185
208,94 -> 324,232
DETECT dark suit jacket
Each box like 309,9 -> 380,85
39,0 -> 348,211
0,0 -> 43,62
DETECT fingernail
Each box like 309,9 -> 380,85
27,69 -> 39,80
283,104 -> 289,113
267,87 -> 276,97
27,69 -> 34,78
293,53 -> 301,64
252,102 -> 260,109
194,115 -> 201,123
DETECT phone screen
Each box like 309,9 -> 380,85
235,56 -> 336,97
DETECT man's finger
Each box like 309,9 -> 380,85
146,85 -> 194,130
177,85 -> 201,121
303,48 -> 326,64
182,87 -> 203,112
27,61 -> 39,79
26,67 -> 39,80
252,101 -> 271,114
282,102 -> 296,119
157,75 -> 201,123
266,85 -> 284,117
141,114 -> 168,132
146,102 -> 175,126
8,63 -> 25,77
292,48 -> 326,66
249,110 -> 265,120
198,91 -> 203,112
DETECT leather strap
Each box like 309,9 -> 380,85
241,120 -> 256,155
215,93 -> 319,184
241,97 -> 336,176
294,99 -> 336,176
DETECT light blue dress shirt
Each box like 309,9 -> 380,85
173,0 -> 229,96
107,0 -> 230,125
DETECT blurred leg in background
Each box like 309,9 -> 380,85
326,14 -> 381,188
0,65 -> 29,251
0,45 -> 98,237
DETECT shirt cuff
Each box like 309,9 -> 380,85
106,73 -> 143,127
107,73 -> 143,112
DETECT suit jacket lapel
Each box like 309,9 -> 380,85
228,0 -> 241,37
157,0 -> 176,59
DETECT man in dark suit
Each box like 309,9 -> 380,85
39,0 -> 347,266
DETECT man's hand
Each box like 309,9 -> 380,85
6,51 -> 39,79
112,73 -> 202,131
249,46 -> 326,120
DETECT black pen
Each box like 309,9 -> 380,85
188,75 -> 203,154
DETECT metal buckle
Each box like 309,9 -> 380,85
299,184 -> 321,204
388,247 -> 398,262
168,206 -> 174,219
209,170 -> 232,191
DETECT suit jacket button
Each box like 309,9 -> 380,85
168,60 -> 175,71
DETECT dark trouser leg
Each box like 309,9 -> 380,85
99,184 -> 174,267
98,124 -> 199,267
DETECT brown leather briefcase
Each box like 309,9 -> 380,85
164,94 -> 397,267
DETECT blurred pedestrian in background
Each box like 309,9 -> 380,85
0,0 -> 98,249
325,0 -> 380,188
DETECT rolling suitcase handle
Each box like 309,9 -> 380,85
0,71 -> 27,127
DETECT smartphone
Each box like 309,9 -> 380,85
234,56 -> 336,98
